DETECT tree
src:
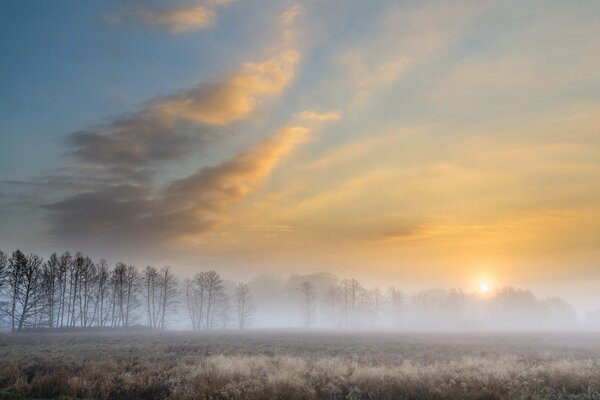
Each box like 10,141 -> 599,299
184,277 -> 200,330
158,267 -> 178,330
96,259 -> 111,327
110,263 -> 139,327
387,287 -> 403,328
0,250 -> 7,296
184,270 -> 226,330
7,251 -> 44,331
234,282 -> 254,330
367,288 -> 383,328
203,271 -> 223,329
41,253 -> 60,328
78,256 -> 97,327
143,266 -> 160,329
56,252 -> 72,327
298,281 -> 315,328
0,251 -> 7,326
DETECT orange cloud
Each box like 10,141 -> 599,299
157,50 -> 301,126
295,110 -> 342,122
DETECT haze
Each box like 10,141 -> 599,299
1,0 -> 599,317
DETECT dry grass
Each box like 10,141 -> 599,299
1,331 -> 600,399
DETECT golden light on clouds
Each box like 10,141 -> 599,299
2,0 -> 599,297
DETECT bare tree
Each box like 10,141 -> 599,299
143,266 -> 160,329
7,251 -> 44,330
0,250 -> 8,303
184,270 -> 226,330
387,287 -> 404,328
324,285 -> 343,329
56,252 -> 71,327
96,259 -> 111,327
367,288 -> 383,328
110,262 -> 140,327
78,256 -> 96,327
204,271 -> 223,329
158,266 -> 178,330
0,251 -> 8,326
234,282 -> 254,330
214,290 -> 231,329
41,253 -> 60,328
184,277 -> 200,330
298,281 -> 316,328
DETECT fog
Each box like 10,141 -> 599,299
3,249 -> 599,333
244,273 -> 590,331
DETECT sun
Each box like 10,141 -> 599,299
479,283 -> 490,293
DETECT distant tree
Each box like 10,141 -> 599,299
387,287 -> 404,328
324,285 -> 343,329
204,271 -> 223,329
41,253 -> 60,327
214,290 -> 231,329
298,281 -> 316,328
56,251 -> 72,327
123,264 -> 140,327
7,251 -> 44,331
0,251 -> 8,325
234,282 -> 254,330
143,266 -> 160,329
184,270 -> 226,330
78,256 -> 97,327
366,288 -> 383,328
96,259 -> 111,327
184,277 -> 200,330
0,250 -> 7,294
110,262 -> 140,327
158,266 -> 178,330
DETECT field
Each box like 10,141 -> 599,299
1,331 -> 600,400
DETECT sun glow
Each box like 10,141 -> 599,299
479,283 -> 490,293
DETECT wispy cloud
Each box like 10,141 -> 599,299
29,4 -> 310,247
67,37 -> 300,181
334,0 -> 483,107
47,125 -> 311,244
295,110 -> 342,122
105,1 -> 235,34
136,6 -> 217,33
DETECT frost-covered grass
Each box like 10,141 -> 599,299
1,331 -> 600,399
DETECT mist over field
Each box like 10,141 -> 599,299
0,249 -> 595,334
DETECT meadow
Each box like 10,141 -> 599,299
1,330 -> 600,400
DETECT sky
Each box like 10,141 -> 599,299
1,0 -> 599,306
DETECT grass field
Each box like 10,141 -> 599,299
1,330 -> 600,399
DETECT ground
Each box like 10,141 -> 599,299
1,330 -> 600,399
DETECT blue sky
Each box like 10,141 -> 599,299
1,0 -> 600,303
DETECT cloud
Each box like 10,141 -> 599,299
28,4 -> 308,247
335,0 -> 483,107
101,13 -> 121,25
46,126 -> 311,244
104,0 -> 236,33
295,110 -> 342,122
278,3 -> 304,27
136,5 -> 216,33
66,49 -> 300,179
157,50 -> 300,125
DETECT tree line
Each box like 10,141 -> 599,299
0,250 -> 254,331
0,249 -> 580,332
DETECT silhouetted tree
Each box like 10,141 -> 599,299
387,287 -> 404,328
158,266 -> 178,330
298,281 -> 315,328
235,282 -> 254,329
7,251 -> 44,330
